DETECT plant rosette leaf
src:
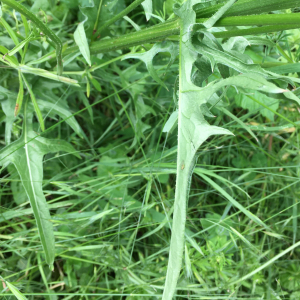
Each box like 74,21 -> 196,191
0,102 -> 80,269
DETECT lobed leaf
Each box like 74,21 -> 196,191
122,41 -> 178,90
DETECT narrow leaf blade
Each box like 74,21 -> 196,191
74,22 -> 91,66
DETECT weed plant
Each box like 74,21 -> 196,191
1,0 -> 300,299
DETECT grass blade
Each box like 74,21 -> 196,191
21,74 -> 45,132
199,173 -> 271,231
230,240 -> 300,286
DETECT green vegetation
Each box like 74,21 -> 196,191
1,0 -> 300,299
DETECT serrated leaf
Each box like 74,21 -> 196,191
162,1 -> 235,298
193,32 -> 300,85
74,21 -> 91,66
0,101 -> 80,268
123,41 -> 178,90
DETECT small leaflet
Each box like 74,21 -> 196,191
163,110 -> 178,133
141,0 -> 152,21
74,22 -> 91,66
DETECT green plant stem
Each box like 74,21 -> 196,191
94,0 -> 145,38
63,18 -> 180,57
61,23 -> 300,59
1,0 -> 63,75
92,0 -> 104,36
213,24 -> 300,39
195,0 -> 300,18
197,13 -> 300,27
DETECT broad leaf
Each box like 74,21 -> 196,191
0,101 -> 80,269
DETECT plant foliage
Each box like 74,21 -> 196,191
1,0 -> 300,299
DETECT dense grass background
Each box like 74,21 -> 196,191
1,0 -> 300,299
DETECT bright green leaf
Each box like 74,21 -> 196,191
141,0 -> 152,21
74,22 -> 91,66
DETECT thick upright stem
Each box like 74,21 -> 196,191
54,15 -> 300,61
162,19 -> 190,299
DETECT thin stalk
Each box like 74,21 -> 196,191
214,24 -> 300,39
197,13 -> 300,27
92,0 -> 104,36
195,0 -> 300,18
65,23 -> 300,57
62,18 -> 180,57
94,0 -> 145,37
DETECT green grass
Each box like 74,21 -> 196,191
1,0 -> 300,299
